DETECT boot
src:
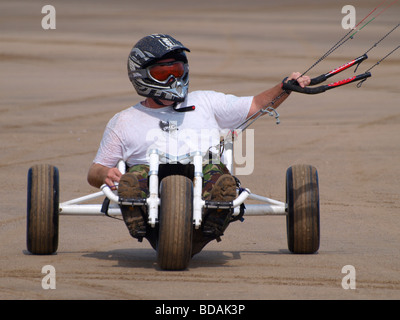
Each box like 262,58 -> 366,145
118,173 -> 147,239
202,174 -> 237,239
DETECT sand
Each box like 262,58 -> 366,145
1,0 -> 399,300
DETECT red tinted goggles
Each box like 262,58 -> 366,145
148,61 -> 185,83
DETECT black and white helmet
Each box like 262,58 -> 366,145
127,34 -> 190,102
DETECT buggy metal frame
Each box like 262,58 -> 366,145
58,141 -> 287,226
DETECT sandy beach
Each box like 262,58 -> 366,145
1,0 -> 399,300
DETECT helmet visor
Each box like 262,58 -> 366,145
148,61 -> 185,83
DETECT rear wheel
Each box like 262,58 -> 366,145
27,164 -> 59,255
286,164 -> 320,254
157,175 -> 193,270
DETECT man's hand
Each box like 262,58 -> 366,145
104,167 -> 122,190
87,163 -> 122,189
286,72 -> 311,88
248,72 -> 312,118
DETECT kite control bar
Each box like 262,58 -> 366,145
238,3 -> 399,128
282,54 -> 371,94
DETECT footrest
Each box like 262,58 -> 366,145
204,200 -> 233,209
119,198 -> 147,206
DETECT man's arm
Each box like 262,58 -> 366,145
87,163 -> 122,189
247,72 -> 310,118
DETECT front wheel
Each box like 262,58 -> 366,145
157,175 -> 193,270
286,164 -> 320,254
27,164 -> 59,255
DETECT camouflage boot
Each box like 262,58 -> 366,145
118,172 -> 147,239
203,174 -> 237,238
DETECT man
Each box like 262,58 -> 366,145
87,34 -> 310,253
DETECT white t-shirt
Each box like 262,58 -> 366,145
93,90 -> 252,167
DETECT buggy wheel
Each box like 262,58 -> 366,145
286,164 -> 320,254
157,175 -> 193,270
27,164 -> 59,255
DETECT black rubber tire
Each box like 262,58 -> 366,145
27,164 -> 59,255
286,164 -> 320,254
157,175 -> 193,270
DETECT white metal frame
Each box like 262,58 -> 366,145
59,144 -> 287,227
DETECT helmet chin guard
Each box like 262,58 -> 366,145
127,34 -> 190,103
